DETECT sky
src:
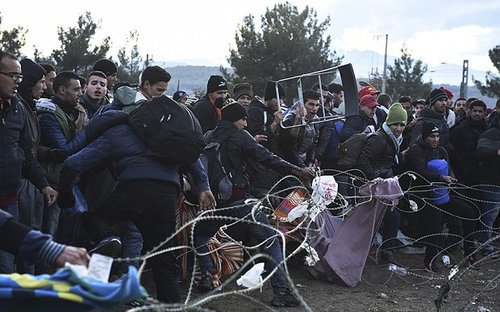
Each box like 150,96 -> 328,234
1,0 -> 499,85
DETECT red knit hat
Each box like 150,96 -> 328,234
358,85 -> 380,99
359,95 -> 378,108
439,86 -> 453,99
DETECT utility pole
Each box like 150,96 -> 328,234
382,34 -> 388,93
460,59 -> 469,98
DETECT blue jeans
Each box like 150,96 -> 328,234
0,201 -> 18,273
16,179 -> 44,274
195,198 -> 287,292
478,186 -> 500,252
121,222 -> 143,271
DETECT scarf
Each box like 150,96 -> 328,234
382,122 -> 403,164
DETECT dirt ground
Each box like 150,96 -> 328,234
99,242 -> 499,312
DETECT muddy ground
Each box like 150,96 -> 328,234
99,242 -> 499,312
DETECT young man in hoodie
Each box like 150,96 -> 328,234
406,122 -> 479,271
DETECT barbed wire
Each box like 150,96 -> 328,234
102,169 -> 499,311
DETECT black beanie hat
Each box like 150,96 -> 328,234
93,59 -> 117,76
233,83 -> 254,100
206,75 -> 227,94
428,88 -> 448,105
20,58 -> 46,90
264,81 -> 285,101
221,102 -> 248,122
173,90 -> 188,102
421,121 -> 440,139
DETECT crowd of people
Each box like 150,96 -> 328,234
1,49 -> 499,308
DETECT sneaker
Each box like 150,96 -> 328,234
271,289 -> 300,307
89,236 -> 122,258
197,271 -> 214,292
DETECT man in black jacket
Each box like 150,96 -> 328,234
358,103 -> 406,264
476,116 -> 500,257
246,81 -> 285,155
406,122 -> 479,271
193,75 -> 228,133
339,94 -> 387,143
0,51 -> 58,273
450,99 -> 488,186
194,102 -> 311,307
410,88 -> 452,151
280,89 -> 320,167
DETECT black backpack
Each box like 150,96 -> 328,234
201,130 -> 235,203
128,95 -> 206,167
336,132 -> 370,170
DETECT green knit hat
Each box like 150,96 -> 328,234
386,102 -> 408,126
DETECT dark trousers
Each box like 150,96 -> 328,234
194,198 -> 288,292
420,196 -> 479,264
82,179 -> 180,303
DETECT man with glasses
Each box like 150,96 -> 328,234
0,51 -> 60,272
193,75 -> 228,133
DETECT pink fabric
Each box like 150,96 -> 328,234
307,177 -> 403,287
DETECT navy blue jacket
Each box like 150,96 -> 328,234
59,111 -> 209,194
38,102 -> 87,155
0,97 -> 48,197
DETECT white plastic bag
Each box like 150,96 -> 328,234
236,263 -> 265,288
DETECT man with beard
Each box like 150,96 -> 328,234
39,63 -> 56,99
450,99 -> 488,186
36,71 -> 88,239
410,88 -> 452,152
79,71 -> 108,120
454,97 -> 467,120
440,86 -> 456,128
193,75 -> 228,133
328,82 -> 344,114
0,51 -> 58,272
246,81 -> 286,154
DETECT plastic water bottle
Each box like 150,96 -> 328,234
442,255 -> 451,266
388,264 -> 408,276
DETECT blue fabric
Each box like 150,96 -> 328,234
323,120 -> 344,161
426,159 -> 450,205
0,265 -> 147,311
72,185 -> 87,213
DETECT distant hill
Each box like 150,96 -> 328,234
163,65 -> 224,96
160,64 -> 496,107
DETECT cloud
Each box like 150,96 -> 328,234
405,25 -> 498,70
